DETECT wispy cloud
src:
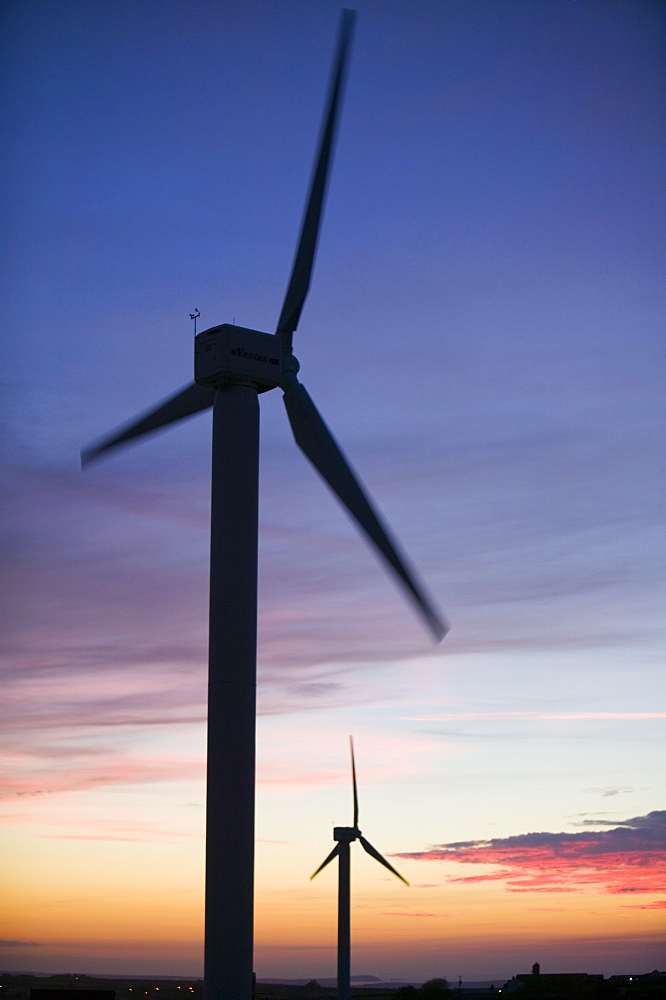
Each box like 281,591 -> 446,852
405,712 -> 666,721
396,811 -> 666,895
0,940 -> 41,948
37,816 -> 202,843
619,900 -> 666,910
582,786 -> 638,798
0,753 -> 203,801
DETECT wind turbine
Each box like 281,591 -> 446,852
82,11 -> 446,1000
311,738 -> 408,1000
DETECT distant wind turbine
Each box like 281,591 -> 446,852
82,11 -> 445,1000
311,738 -> 408,1000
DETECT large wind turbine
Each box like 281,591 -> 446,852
82,11 -> 445,1000
311,739 -> 408,1000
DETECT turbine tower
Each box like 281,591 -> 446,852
311,738 -> 408,1000
82,11 -> 446,1000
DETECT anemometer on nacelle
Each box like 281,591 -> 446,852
194,323 -> 282,392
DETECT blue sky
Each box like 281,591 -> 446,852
2,0 -> 665,982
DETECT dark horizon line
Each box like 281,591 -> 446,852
2,968 -> 663,984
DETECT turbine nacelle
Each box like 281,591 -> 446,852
194,323 -> 282,392
334,826 -> 360,843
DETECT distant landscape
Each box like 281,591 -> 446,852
2,969 -> 665,999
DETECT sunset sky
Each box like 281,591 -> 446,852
2,0 -> 665,985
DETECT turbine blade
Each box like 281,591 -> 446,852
282,379 -> 448,642
350,736 -> 359,829
310,843 -> 342,880
358,835 -> 409,886
276,9 -> 355,354
81,382 -> 215,467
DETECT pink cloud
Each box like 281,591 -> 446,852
0,754 -> 203,802
619,900 -> 666,910
396,811 -> 666,895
